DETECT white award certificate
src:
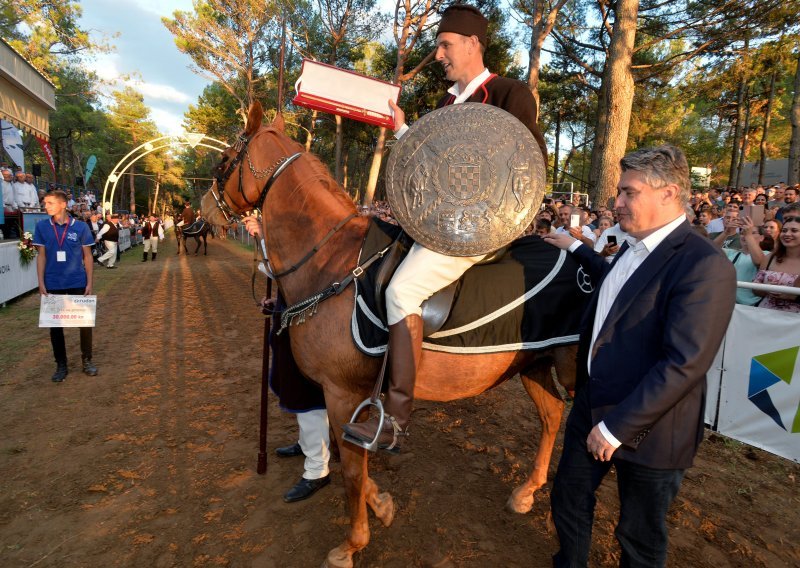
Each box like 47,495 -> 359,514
39,294 -> 97,328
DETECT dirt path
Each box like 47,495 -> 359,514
0,235 -> 798,567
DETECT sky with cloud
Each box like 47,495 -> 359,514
78,0 -> 210,136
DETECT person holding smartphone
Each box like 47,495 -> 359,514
556,204 -> 596,247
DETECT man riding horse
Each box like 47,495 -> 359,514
343,5 -> 548,451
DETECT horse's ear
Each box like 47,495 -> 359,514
271,112 -> 285,132
245,101 -> 264,136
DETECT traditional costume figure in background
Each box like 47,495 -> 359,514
343,4 -> 547,451
96,213 -> 120,269
141,213 -> 164,261
179,201 -> 195,227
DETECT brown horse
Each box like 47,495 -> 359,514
172,213 -> 210,256
201,102 -> 576,568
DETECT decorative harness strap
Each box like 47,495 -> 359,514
277,241 -> 393,334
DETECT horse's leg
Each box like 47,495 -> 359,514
323,391 -> 378,568
194,236 -> 200,256
506,351 -> 569,514
203,233 -> 207,255
365,473 -> 395,527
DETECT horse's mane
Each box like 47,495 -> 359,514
268,127 -> 358,215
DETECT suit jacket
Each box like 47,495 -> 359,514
571,220 -> 736,469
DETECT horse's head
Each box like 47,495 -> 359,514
202,101 -> 291,226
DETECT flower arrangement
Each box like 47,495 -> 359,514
18,231 -> 37,265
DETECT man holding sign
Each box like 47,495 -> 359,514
33,190 -> 98,382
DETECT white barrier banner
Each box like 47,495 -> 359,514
39,294 -> 97,328
0,241 -> 39,303
118,228 -> 131,251
716,305 -> 800,462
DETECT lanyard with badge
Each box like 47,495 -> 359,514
51,218 -> 70,262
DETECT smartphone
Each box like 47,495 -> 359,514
607,235 -> 617,246
570,213 -> 581,228
742,205 -> 764,227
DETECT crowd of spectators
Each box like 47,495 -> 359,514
358,182 -> 800,313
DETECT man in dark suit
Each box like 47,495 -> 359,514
543,145 -> 736,567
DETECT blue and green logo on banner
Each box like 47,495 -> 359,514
748,346 -> 800,433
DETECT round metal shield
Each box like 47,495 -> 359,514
386,103 -> 546,256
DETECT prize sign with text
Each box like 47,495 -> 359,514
39,295 -> 97,328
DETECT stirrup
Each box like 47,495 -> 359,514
342,397 -> 403,452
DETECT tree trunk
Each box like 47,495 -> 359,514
553,110 -> 561,184
306,110 -> 317,152
153,178 -> 161,214
728,37 -> 749,188
588,78 -> 609,198
334,114 -> 344,183
587,0 -> 639,209
363,127 -> 387,207
560,146 -> 577,184
735,88 -> 751,189
758,70 -> 776,186
789,48 -> 800,185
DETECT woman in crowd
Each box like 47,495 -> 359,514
593,216 -> 613,240
762,219 -> 781,244
753,216 -> 800,313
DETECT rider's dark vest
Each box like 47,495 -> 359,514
103,223 -> 119,242
142,221 -> 160,239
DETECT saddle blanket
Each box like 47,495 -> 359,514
181,220 -> 208,236
351,219 -> 593,356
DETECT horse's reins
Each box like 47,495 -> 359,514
214,127 -> 388,324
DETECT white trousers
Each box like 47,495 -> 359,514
385,242 -> 486,325
98,241 -> 117,267
143,237 -> 159,253
297,408 -> 330,480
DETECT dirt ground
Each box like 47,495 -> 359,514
1,234 -> 798,568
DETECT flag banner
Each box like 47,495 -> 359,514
1,120 -> 24,168
84,154 -> 97,185
35,136 -> 56,177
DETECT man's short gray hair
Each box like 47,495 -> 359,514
620,144 -> 691,205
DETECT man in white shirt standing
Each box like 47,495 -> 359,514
543,145 -> 735,567
2,168 -> 15,210
555,203 -> 596,247
13,171 -> 39,209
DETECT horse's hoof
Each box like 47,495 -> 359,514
373,492 -> 395,527
505,488 -> 534,514
323,545 -> 354,568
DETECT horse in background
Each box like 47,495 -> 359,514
172,212 -> 210,256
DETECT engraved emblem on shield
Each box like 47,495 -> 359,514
386,103 -> 546,256
449,161 -> 480,201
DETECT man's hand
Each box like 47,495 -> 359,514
242,215 -> 261,237
84,284 -> 93,295
586,425 -> 616,462
542,232 -> 578,250
389,99 -> 405,133
567,226 -> 583,240
39,284 -> 48,295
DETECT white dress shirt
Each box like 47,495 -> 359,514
394,68 -> 492,139
2,180 -> 16,209
569,214 -> 687,447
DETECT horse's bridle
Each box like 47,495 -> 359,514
211,127 -> 357,282
212,128 -> 302,224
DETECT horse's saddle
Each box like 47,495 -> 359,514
352,218 -> 590,356
181,220 -> 208,236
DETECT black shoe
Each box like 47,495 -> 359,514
52,363 -> 68,383
82,357 -> 98,376
275,442 -> 303,458
283,475 -> 330,503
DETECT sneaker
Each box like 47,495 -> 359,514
106,265 -> 117,269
